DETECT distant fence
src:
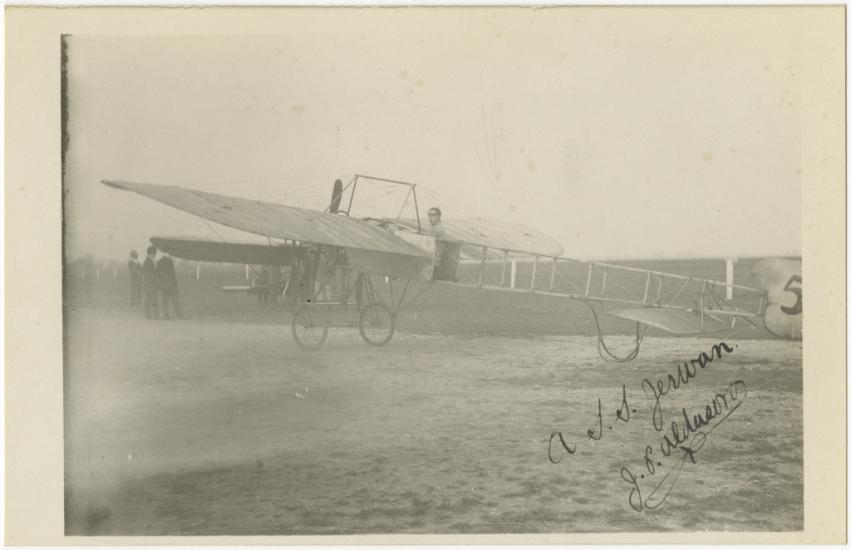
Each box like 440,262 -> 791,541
66,260 -> 260,286
68,257 -> 756,300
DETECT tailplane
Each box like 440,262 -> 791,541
751,258 -> 802,340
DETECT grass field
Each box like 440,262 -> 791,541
64,257 -> 802,535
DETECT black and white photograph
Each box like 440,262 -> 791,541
5,5 -> 846,543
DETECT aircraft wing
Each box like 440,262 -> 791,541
607,308 -> 730,335
149,236 -> 300,266
103,180 -> 432,258
397,218 -> 564,258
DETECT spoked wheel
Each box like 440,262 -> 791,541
291,303 -> 328,350
359,303 -> 396,346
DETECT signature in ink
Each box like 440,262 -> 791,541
641,342 -> 735,431
548,384 -> 635,463
621,379 -> 747,512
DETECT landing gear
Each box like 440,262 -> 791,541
291,302 -> 328,350
287,259 -> 428,350
359,303 -> 396,346
581,300 -> 645,363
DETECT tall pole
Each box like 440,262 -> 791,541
725,257 -> 737,300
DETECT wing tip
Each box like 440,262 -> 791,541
101,179 -> 126,189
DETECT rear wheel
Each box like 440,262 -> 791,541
291,303 -> 328,350
359,303 -> 396,346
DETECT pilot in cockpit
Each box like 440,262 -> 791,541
427,207 -> 460,282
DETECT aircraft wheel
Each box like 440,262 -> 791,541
292,303 -> 328,350
359,303 -> 396,346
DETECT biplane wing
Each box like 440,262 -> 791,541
103,180 -> 435,280
607,308 -> 730,335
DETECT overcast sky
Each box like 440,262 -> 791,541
64,8 -> 805,261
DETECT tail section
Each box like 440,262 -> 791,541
751,258 -> 802,340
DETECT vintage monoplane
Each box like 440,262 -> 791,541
103,174 -> 802,361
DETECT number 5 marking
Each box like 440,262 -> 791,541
780,274 -> 802,315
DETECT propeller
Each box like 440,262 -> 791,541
329,179 -> 344,213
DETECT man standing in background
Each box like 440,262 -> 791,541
269,266 -> 283,305
127,250 -> 142,308
156,249 -> 185,320
141,245 -> 159,319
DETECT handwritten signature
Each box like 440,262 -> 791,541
621,379 -> 747,512
547,342 -> 745,512
642,342 -> 735,431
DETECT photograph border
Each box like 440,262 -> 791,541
5,5 -> 846,544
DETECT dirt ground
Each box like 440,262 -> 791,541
64,283 -> 802,535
